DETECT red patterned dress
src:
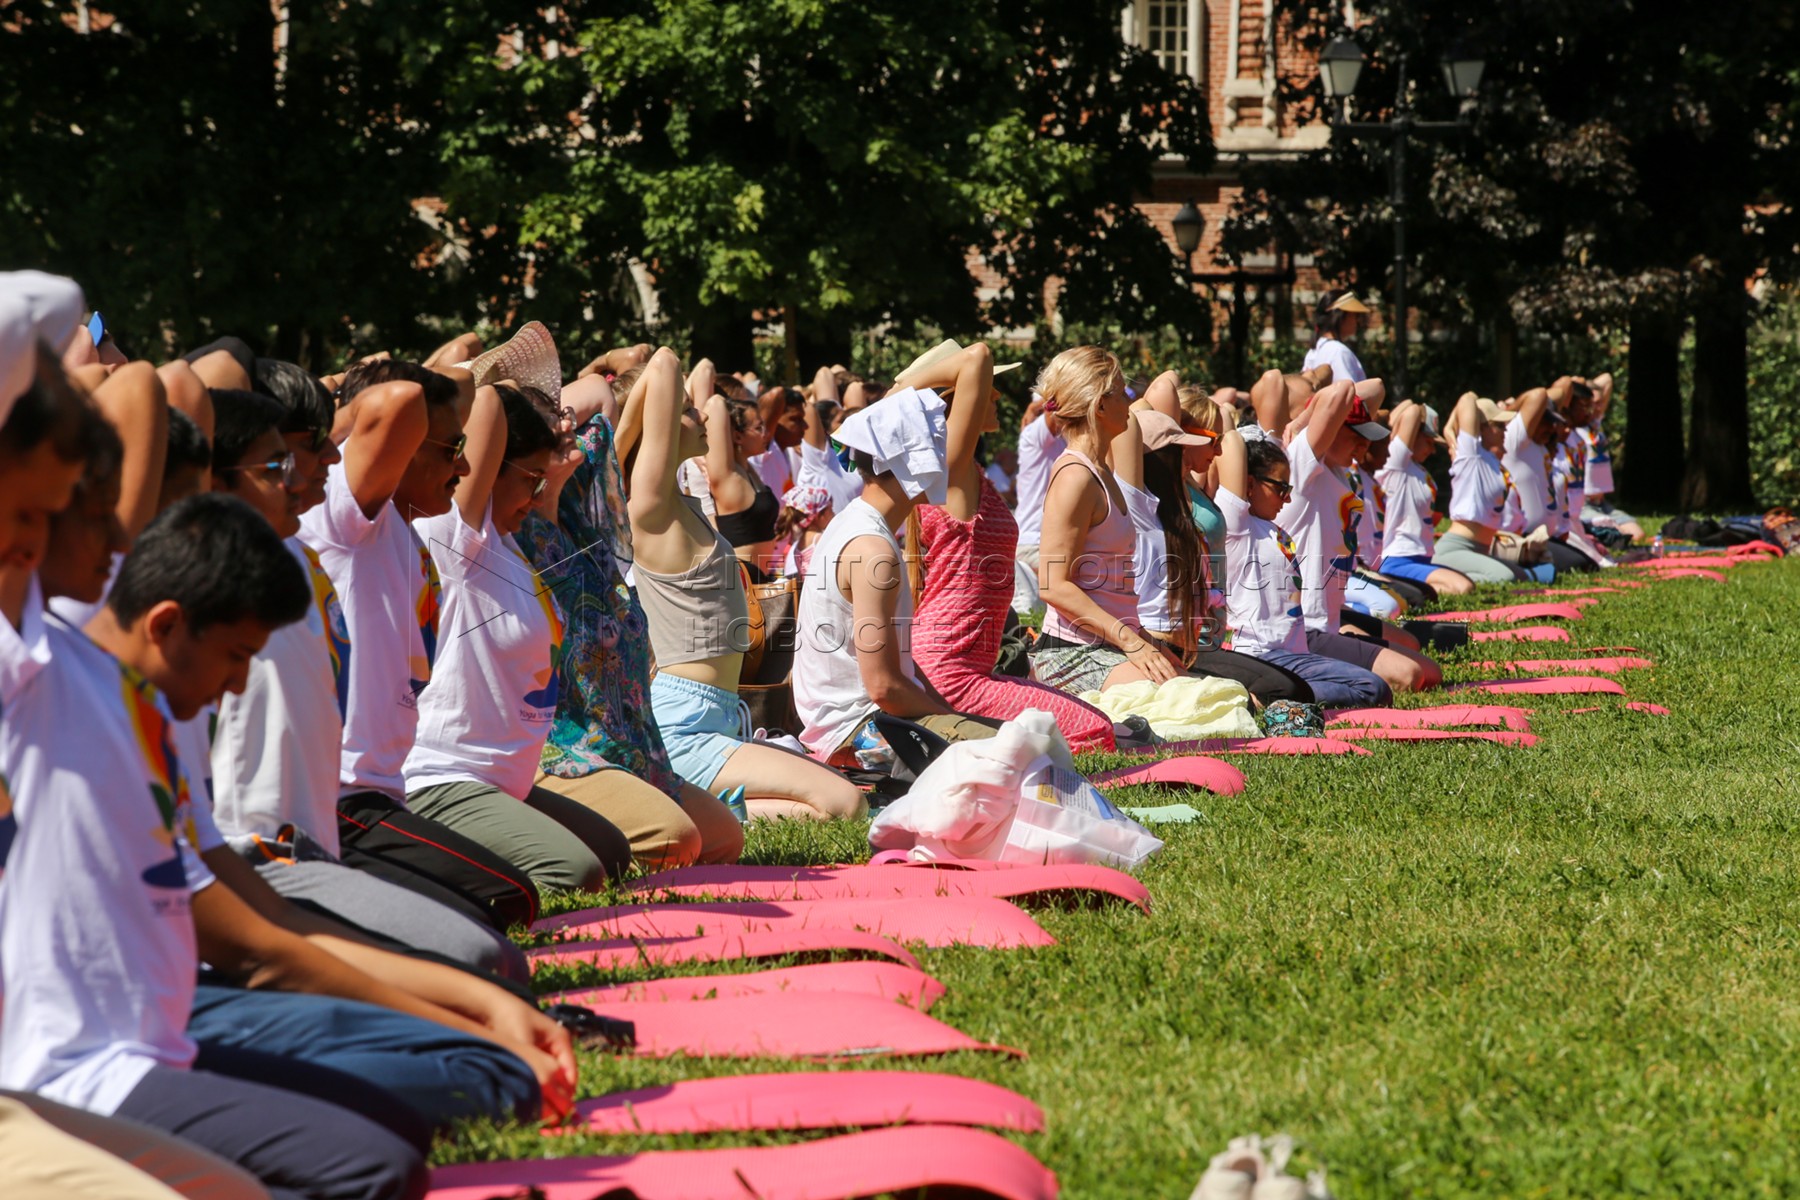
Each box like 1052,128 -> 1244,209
912,476 -> 1115,752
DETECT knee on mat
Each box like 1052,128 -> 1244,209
638,815 -> 704,872
1431,570 -> 1475,596
821,779 -> 870,821
1381,657 -> 1439,694
705,817 -> 747,864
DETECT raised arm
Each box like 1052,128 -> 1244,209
1142,369 -> 1182,425
561,373 -> 615,429
1302,378 -> 1356,452
686,357 -> 717,410
1112,401 -> 1151,491
1250,369 -> 1286,433
423,331 -> 484,370
1388,399 -> 1424,449
1590,372 -> 1614,418
897,343 -> 995,520
701,392 -> 752,514
91,361 -> 170,539
1217,426 -> 1249,497
451,384 -> 505,528
1445,391 -> 1481,454
624,347 -> 688,527
804,366 -> 840,449
340,380 -> 429,519
1516,387 -> 1551,440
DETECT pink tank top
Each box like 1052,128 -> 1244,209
1041,451 -> 1140,647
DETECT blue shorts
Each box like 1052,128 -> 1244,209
1376,554 -> 1440,584
1343,573 -> 1401,618
650,672 -> 747,791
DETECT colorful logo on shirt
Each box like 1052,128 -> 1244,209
1335,489 -> 1362,573
304,546 -> 353,719
1496,465 -> 1514,517
119,665 -> 192,891
0,770 -> 13,871
1273,524 -> 1304,619
516,544 -> 564,718
409,544 -> 441,701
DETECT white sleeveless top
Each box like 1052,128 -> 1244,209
793,497 -> 921,755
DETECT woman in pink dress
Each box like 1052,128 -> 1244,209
902,341 -> 1115,753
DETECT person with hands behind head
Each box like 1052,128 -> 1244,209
1031,346 -> 1188,694
625,349 -> 862,820
1276,378 -> 1439,697
795,364 -> 866,517
701,377 -> 782,580
905,342 -> 1115,752
1376,400 -> 1475,596
404,383 -> 630,894
1433,391 -> 1530,584
521,374 -> 744,869
1112,373 -> 1314,707
1213,426 -> 1388,707
299,360 -> 549,931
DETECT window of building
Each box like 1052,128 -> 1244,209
1143,0 -> 1190,75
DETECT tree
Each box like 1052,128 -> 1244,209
1228,0 -> 1800,510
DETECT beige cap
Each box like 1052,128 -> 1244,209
1475,398 -> 1516,424
894,338 -> 1021,387
1136,409 -> 1213,450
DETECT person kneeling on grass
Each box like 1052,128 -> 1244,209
1275,379 -> 1440,696
1213,428 -> 1393,708
619,348 -> 864,820
32,494 -> 577,1136
795,385 -> 1004,777
403,381 -> 632,890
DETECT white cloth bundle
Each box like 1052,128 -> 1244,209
832,386 -> 949,504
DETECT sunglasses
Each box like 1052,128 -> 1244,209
1254,474 -> 1294,499
221,450 -> 299,486
504,458 -> 548,499
422,433 -> 468,464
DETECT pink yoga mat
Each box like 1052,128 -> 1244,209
1574,701 -> 1673,716
1642,567 -> 1727,582
1329,727 -> 1540,747
570,993 -> 1023,1060
1432,602 -> 1585,623
427,1126 -> 1058,1200
1453,675 -> 1627,697
1469,656 -> 1654,675
547,962 -> 946,1011
1156,735 -> 1372,756
1091,755 -> 1247,794
559,1071 -> 1045,1136
1518,584 -> 1641,595
1327,704 -> 1533,732
625,861 -> 1152,912
535,896 -> 1053,950
528,928 -> 922,972
1728,540 -> 1783,557
1470,625 -> 1572,643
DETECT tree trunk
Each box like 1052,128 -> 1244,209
1618,305 -> 1685,512
1681,288 -> 1758,511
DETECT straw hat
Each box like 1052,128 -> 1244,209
468,320 -> 562,401
893,338 -> 1022,388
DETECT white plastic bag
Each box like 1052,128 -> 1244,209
868,709 -> 1162,869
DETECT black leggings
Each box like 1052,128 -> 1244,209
336,791 -> 540,929
1188,647 -> 1315,705
1546,536 -> 1599,575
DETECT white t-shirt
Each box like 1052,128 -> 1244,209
1119,479 -> 1172,633
1216,485 -> 1306,658
748,444 -> 795,496
297,457 -> 434,799
0,575 -> 52,708
1557,429 -> 1588,530
1351,468 -> 1385,566
1275,430 -> 1355,632
1579,423 -> 1614,495
405,499 -> 561,799
1376,441 -> 1435,560
796,440 -> 865,518
1012,417 -> 1065,547
0,616 -> 216,1116
984,462 -> 1014,498
794,498 -> 918,756
210,538 -> 347,857
1447,432 -> 1508,527
1301,336 -> 1366,383
1502,419 -> 1554,536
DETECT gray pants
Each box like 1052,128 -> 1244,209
408,780 -> 631,895
1432,531 -> 1528,584
255,858 -> 529,983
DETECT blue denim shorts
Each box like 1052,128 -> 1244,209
650,673 -> 747,791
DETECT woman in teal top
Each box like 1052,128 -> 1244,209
1177,385 -> 1229,594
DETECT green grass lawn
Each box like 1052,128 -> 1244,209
442,557 -> 1800,1198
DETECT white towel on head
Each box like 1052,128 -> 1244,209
0,271 -> 86,426
832,386 -> 949,504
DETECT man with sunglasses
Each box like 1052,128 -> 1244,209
296,360 -> 549,930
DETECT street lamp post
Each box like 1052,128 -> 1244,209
1170,199 -> 1294,387
1318,38 -> 1484,401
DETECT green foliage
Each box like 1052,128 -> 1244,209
449,561 -> 1800,1197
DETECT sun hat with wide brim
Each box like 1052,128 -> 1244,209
1135,409 -> 1213,451
467,320 -> 562,401
1326,291 -> 1372,315
893,338 -> 1022,388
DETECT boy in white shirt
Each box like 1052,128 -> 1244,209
297,360 -> 546,927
